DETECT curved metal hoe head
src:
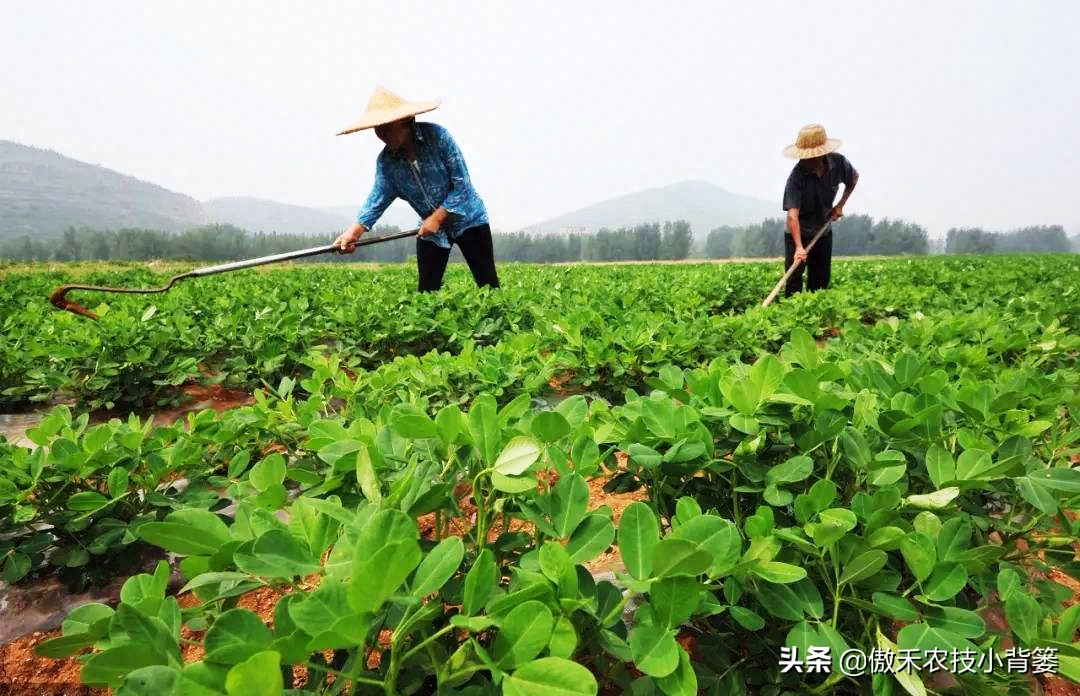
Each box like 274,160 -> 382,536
49,287 -> 100,320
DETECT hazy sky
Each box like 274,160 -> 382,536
3,1 -> 1078,237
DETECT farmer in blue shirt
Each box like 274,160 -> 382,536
781,124 -> 859,296
333,86 -> 499,291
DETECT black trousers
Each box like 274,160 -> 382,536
416,223 -> 500,292
784,230 -> 833,297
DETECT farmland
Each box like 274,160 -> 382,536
1,254 -> 1078,695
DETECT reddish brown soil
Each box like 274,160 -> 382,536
150,383 -> 254,427
0,629 -> 102,695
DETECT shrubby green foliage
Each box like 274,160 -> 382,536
0,254 -> 1076,694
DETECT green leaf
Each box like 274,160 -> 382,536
935,517 -> 971,562
503,657 -> 598,696
494,600 -> 555,670
551,473 -> 590,539
897,622 -> 978,657
922,562 -> 967,601
349,538 -> 421,613
651,538 -> 711,578
904,487 -> 959,510
107,468 -> 130,499
249,454 -> 286,491
34,632 -> 100,658
494,436 -> 542,476
670,514 -> 741,578
841,427 -> 872,470
755,582 -> 810,621
225,650 -> 283,696
766,455 -> 814,485
877,628 -> 927,696
205,609 -> 273,665
922,606 -> 985,638
114,665 -> 179,696
651,577 -> 702,629
463,548 -> 497,615
81,644 -> 170,689
354,443 -> 382,504
115,604 -> 179,667
627,443 -> 662,469
139,522 -> 224,556
925,445 -> 955,488
491,471 -> 538,494
234,530 -> 319,579
2,551 -> 31,583
566,514 -> 614,564
900,533 -> 937,583
1014,468 -> 1080,515
629,623 -> 680,677
751,561 -> 807,584
469,394 -> 500,466
805,507 -> 857,547
532,411 -> 571,443
869,464 -> 906,487
871,593 -> 919,621
315,439 -> 363,466
656,645 -> 697,696
411,536 -> 464,597
729,413 -> 759,435
1005,593 -> 1041,644
67,490 -> 109,511
391,404 -> 438,439
839,550 -> 888,586
619,502 -> 659,581
729,605 -> 766,630
954,449 -> 1000,481
62,603 -> 115,636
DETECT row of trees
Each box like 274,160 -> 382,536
945,225 -> 1071,254
0,221 -> 696,264
1,219 -> 1074,264
704,215 -> 930,258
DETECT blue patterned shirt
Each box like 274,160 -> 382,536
356,121 -> 488,249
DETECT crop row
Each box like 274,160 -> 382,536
2,255 -> 1078,413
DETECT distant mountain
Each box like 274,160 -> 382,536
0,140 -> 204,239
0,141 -> 387,241
203,197 -> 352,237
521,180 -> 778,237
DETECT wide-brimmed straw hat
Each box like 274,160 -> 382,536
783,124 -> 842,159
337,86 -> 441,135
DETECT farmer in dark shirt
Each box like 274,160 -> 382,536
781,124 -> 859,296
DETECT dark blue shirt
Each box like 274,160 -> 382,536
782,153 -> 857,234
356,122 -> 488,249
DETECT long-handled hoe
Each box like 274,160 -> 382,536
49,229 -> 418,319
761,220 -> 831,307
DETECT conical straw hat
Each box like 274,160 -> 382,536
337,86 -> 441,135
783,123 -> 842,159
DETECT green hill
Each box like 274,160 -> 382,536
520,180 -> 777,237
203,197 -> 352,237
0,140 -> 204,239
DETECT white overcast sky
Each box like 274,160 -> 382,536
3,1 -> 1077,237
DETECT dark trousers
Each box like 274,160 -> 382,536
784,230 -> 833,297
416,223 -> 500,292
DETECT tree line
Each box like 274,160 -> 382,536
944,225 -> 1072,254
704,215 -> 930,257
0,217 -> 1074,264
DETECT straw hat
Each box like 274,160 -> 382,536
783,124 -> 842,159
337,86 -> 441,135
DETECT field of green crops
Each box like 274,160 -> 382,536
1,255 -> 1079,695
